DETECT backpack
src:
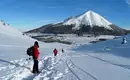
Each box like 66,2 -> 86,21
27,46 -> 34,56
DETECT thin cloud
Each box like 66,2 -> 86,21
126,0 -> 130,8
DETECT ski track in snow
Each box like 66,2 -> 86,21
0,50 -> 129,80
65,59 -> 98,80
68,59 -> 98,80
66,52 -> 130,70
84,53 -> 130,70
0,52 -> 100,80
63,52 -> 98,80
65,60 -> 81,80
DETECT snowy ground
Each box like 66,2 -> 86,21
0,31 -> 130,80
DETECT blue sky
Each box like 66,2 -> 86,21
0,0 -> 130,31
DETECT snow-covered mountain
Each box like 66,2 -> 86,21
25,10 -> 126,36
63,10 -> 112,30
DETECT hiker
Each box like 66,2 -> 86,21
53,48 -> 58,56
121,36 -> 127,44
62,48 -> 64,53
32,41 -> 40,73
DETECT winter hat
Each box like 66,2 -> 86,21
34,41 -> 39,47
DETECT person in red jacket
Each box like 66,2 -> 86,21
53,48 -> 58,56
32,41 -> 40,73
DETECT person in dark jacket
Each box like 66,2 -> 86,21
62,48 -> 64,53
121,35 -> 127,44
32,41 -> 40,73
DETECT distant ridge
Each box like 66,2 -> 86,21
0,20 -> 22,36
25,10 -> 127,36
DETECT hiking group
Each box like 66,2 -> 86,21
27,41 -> 64,74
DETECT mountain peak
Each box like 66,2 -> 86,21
86,10 -> 94,14
81,10 -> 97,17
63,10 -> 112,30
